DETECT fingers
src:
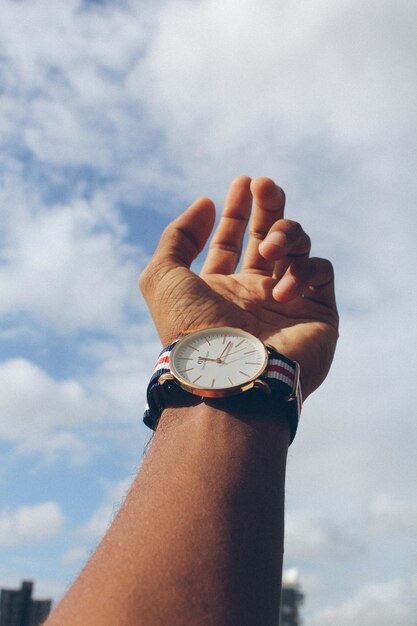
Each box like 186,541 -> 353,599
272,257 -> 336,309
139,197 -> 215,294
259,219 -> 311,279
241,177 -> 286,275
201,176 -> 252,275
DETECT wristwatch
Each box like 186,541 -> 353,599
143,327 -> 303,443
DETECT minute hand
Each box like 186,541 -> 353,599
217,341 -> 232,360
221,347 -> 247,359
220,354 -> 254,366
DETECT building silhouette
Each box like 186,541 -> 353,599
280,570 -> 304,626
0,576 -> 303,625
0,581 -> 52,626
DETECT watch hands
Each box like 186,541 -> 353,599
217,340 -> 232,361
221,346 -> 247,359
196,342 -> 232,365
197,341 -> 254,368
219,355 -> 249,366
199,341 -> 233,365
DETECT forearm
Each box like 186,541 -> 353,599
47,401 -> 289,626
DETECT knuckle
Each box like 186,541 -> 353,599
210,240 -> 240,255
303,233 -> 312,249
285,220 -> 303,240
318,258 -> 335,280
272,220 -> 309,247
324,259 -> 335,274
250,226 -> 270,241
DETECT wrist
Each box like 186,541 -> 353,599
156,399 -> 291,447
144,328 -> 302,443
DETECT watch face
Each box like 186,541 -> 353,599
170,327 -> 268,396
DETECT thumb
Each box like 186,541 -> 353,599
154,196 -> 216,269
139,197 -> 216,299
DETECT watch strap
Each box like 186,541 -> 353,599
143,341 -> 178,430
143,341 -> 303,443
261,348 -> 303,443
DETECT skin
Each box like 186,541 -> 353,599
45,176 -> 338,626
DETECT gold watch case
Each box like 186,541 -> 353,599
158,327 -> 270,398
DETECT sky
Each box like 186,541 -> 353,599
0,0 -> 416,623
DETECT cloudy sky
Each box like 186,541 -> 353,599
0,0 -> 416,623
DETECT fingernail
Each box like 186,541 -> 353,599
263,232 -> 286,248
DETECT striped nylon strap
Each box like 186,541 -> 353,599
143,341 -> 303,444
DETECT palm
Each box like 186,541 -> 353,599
161,267 -> 338,398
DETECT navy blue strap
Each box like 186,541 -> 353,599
143,342 -> 302,443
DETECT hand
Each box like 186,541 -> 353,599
139,177 -> 339,398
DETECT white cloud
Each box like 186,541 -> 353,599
285,313 -> 417,520
0,501 -> 65,546
76,475 -> 133,541
0,321 -> 160,464
61,546 -> 89,568
0,196 -> 142,334
0,348 -> 155,464
0,358 -> 104,465
15,431 -> 92,468
135,0 -> 417,191
0,358 -> 97,439
285,510 -> 363,561
308,575 -> 417,626
77,504 -> 115,542
81,322 -> 161,422
1,0 -> 415,207
0,1 -> 172,205
368,493 -> 417,536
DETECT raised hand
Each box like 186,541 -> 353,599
139,176 -> 338,398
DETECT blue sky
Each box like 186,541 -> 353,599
0,0 -> 416,623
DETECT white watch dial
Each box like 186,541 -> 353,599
170,327 -> 268,392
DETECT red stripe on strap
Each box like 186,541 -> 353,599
154,355 -> 170,368
267,364 -> 294,381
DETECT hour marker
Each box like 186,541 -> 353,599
239,370 -> 250,377
179,368 -> 194,373
211,379 -> 216,387
228,377 -> 234,385
188,345 -> 199,352
235,339 -> 245,348
205,336 -> 211,346
177,357 -> 191,360
192,375 -> 202,384
244,350 -> 256,355
245,362 -> 260,365
223,335 -> 227,344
